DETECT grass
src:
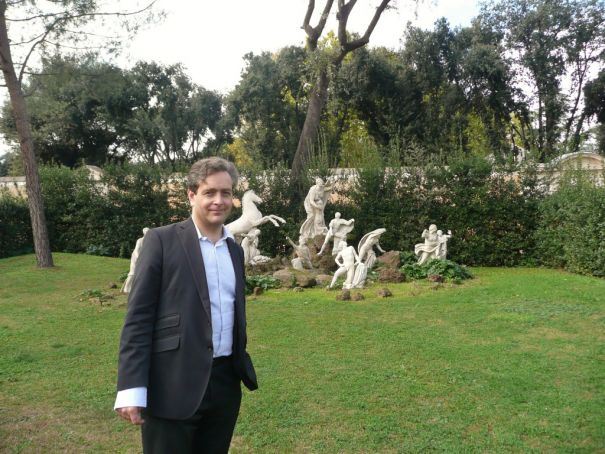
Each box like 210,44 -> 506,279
1,253 -> 604,453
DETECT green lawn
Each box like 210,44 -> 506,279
0,253 -> 603,453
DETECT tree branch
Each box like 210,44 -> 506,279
335,0 -> 391,64
345,0 -> 390,51
7,0 -> 157,22
15,1 -> 157,84
302,0 -> 334,50
18,23 -> 55,84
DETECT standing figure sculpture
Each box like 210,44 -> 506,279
357,228 -> 387,270
329,245 -> 361,289
226,190 -> 286,241
436,229 -> 452,260
286,236 -> 314,270
414,224 -> 441,264
299,177 -> 333,241
318,212 -> 355,256
121,227 -> 149,293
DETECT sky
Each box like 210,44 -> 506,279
0,0 -> 480,157
120,0 -> 481,94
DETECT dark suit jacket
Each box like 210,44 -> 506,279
117,218 -> 257,420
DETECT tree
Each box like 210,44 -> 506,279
0,0 -> 157,267
124,62 -> 223,166
583,69 -> 605,152
0,54 -> 134,167
480,0 -> 605,160
225,47 -> 308,168
290,0 -> 394,186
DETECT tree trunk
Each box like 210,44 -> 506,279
0,7 -> 53,267
291,68 -> 329,187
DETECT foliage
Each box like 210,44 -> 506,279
342,152 -> 545,267
225,48 -> 308,168
30,163 -> 189,258
401,259 -> 473,282
480,0 -> 605,158
535,170 -> 605,276
245,275 -> 282,295
124,62 -> 225,165
0,57 -> 224,168
1,158 -> 602,281
0,190 -> 33,258
0,55 -> 132,167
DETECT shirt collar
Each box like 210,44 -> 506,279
193,221 -> 233,245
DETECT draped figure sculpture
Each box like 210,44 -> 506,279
241,228 -> 271,265
414,224 -> 444,264
357,228 -> 387,270
436,229 -> 452,260
286,236 -> 314,270
350,228 -> 387,288
299,177 -> 333,241
121,227 -> 149,293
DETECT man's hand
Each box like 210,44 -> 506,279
116,406 -> 145,425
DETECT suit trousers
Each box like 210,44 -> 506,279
141,356 -> 242,454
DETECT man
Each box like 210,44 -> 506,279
115,157 -> 257,454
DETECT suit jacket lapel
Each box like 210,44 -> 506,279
177,218 -> 212,321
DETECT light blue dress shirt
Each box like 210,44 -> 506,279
197,225 -> 236,358
114,224 -> 237,410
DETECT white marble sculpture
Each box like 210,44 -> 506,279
226,190 -> 286,240
358,228 -> 387,270
329,245 -> 360,289
350,261 -> 368,289
122,227 -> 149,293
286,236 -> 314,270
318,212 -> 355,256
436,229 -> 452,260
241,228 -> 271,266
299,177 -> 333,241
415,224 -> 449,264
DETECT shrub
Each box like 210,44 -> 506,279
536,170 -> 605,277
245,275 -> 281,295
0,190 -> 32,258
401,259 -> 473,282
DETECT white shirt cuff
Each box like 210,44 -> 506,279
114,387 -> 147,410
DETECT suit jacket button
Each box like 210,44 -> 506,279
207,346 -> 212,351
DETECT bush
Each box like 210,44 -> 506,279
0,190 -> 32,258
38,163 -> 190,258
536,171 -> 605,277
245,275 -> 282,295
401,259 -> 473,282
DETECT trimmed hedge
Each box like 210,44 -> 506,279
535,171 -> 605,277
1,159 -> 603,279
0,190 -> 33,258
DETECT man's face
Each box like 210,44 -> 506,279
187,171 -> 234,231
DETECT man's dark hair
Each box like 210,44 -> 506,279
187,157 -> 239,193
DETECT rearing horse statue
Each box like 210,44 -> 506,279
226,190 -> 286,239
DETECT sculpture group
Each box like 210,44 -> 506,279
124,178 -> 454,293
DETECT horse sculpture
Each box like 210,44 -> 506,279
226,190 -> 286,239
